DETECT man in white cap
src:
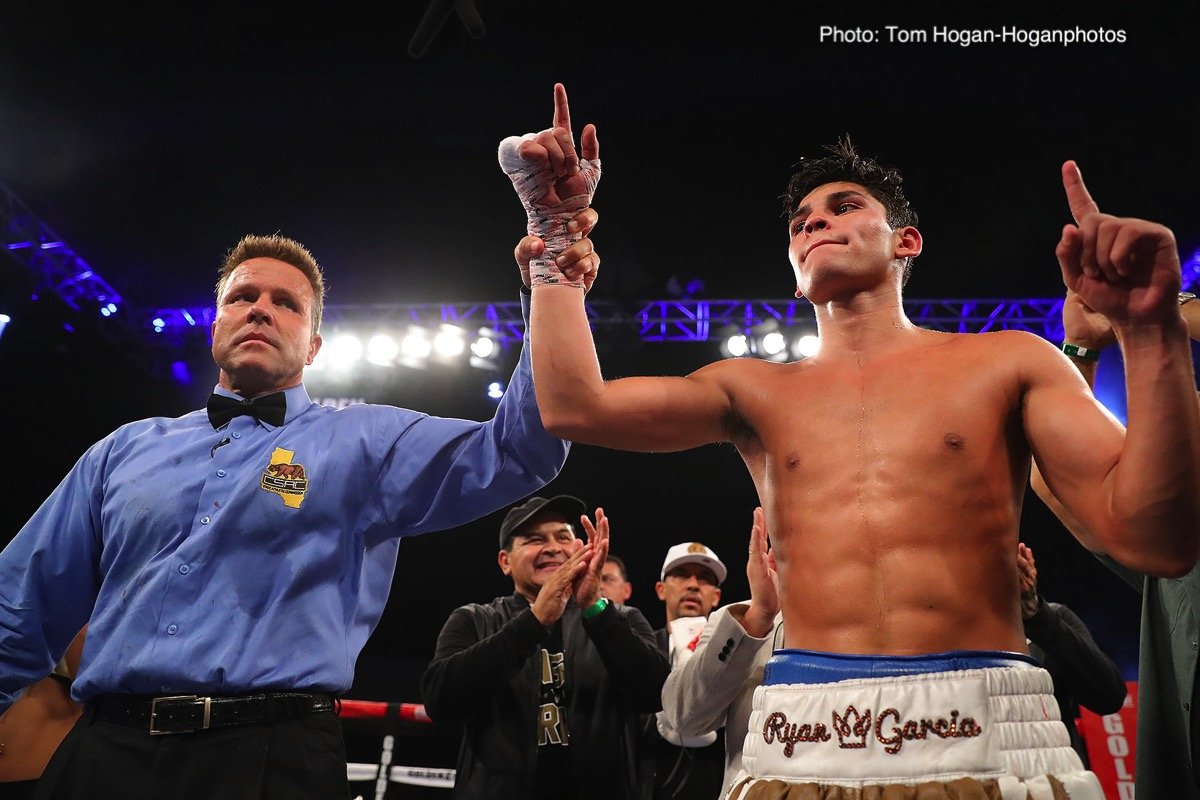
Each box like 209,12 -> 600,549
640,542 -> 727,800
656,542 -> 726,639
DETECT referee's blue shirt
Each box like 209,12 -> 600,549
0,299 -> 568,708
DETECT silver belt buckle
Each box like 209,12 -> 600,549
149,694 -> 212,735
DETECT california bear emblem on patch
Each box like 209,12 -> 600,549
260,447 -> 309,508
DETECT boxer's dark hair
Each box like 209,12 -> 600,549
782,136 -> 918,231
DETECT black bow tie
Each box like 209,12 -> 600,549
206,392 -> 287,429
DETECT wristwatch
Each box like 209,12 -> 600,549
1180,291 -> 1197,305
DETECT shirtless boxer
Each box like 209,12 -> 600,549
505,86 -> 1200,799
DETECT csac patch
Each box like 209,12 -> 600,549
260,447 -> 309,508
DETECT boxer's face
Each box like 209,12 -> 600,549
787,181 -> 919,301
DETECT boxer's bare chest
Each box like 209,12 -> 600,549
723,333 -> 1031,651
729,333 -> 1027,531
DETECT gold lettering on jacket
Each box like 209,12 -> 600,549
537,650 -> 568,746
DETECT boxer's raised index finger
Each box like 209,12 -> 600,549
1062,160 -> 1100,224
553,83 -> 572,133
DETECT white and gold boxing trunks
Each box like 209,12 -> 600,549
729,649 -> 1103,800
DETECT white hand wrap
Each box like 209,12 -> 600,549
498,131 -> 601,288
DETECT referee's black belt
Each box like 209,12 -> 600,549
91,690 -> 336,735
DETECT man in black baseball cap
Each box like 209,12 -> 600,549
422,496 -> 669,799
497,494 -> 587,549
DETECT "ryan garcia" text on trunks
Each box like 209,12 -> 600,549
762,706 -> 984,757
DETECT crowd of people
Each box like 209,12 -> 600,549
1,82 -> 1198,799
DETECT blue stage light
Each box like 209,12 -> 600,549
170,361 -> 193,385
1182,247 -> 1200,293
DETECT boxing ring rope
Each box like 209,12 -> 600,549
339,700 -> 456,794
340,699 -> 432,722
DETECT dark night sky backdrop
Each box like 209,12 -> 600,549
2,0 -> 1198,700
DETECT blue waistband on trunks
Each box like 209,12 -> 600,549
762,648 -> 1039,686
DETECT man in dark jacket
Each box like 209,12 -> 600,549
421,495 -> 669,800
1018,542 -> 1128,766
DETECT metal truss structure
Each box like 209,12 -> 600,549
4,181 -> 1082,379
307,296 -> 1067,347
7,178 -> 1200,378
1,183 -> 181,374
0,184 -> 124,315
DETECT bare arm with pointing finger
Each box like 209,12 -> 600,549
1024,162 -> 1200,574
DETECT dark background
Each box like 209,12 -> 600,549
3,0 -> 1198,703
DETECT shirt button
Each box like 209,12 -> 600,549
167,624 -> 178,635
200,516 -> 211,525
216,469 -> 227,478
231,432 -> 241,439
179,564 -> 190,575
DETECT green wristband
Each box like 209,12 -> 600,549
581,597 -> 609,620
1061,342 -> 1101,362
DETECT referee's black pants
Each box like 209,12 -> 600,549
32,708 -> 350,800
